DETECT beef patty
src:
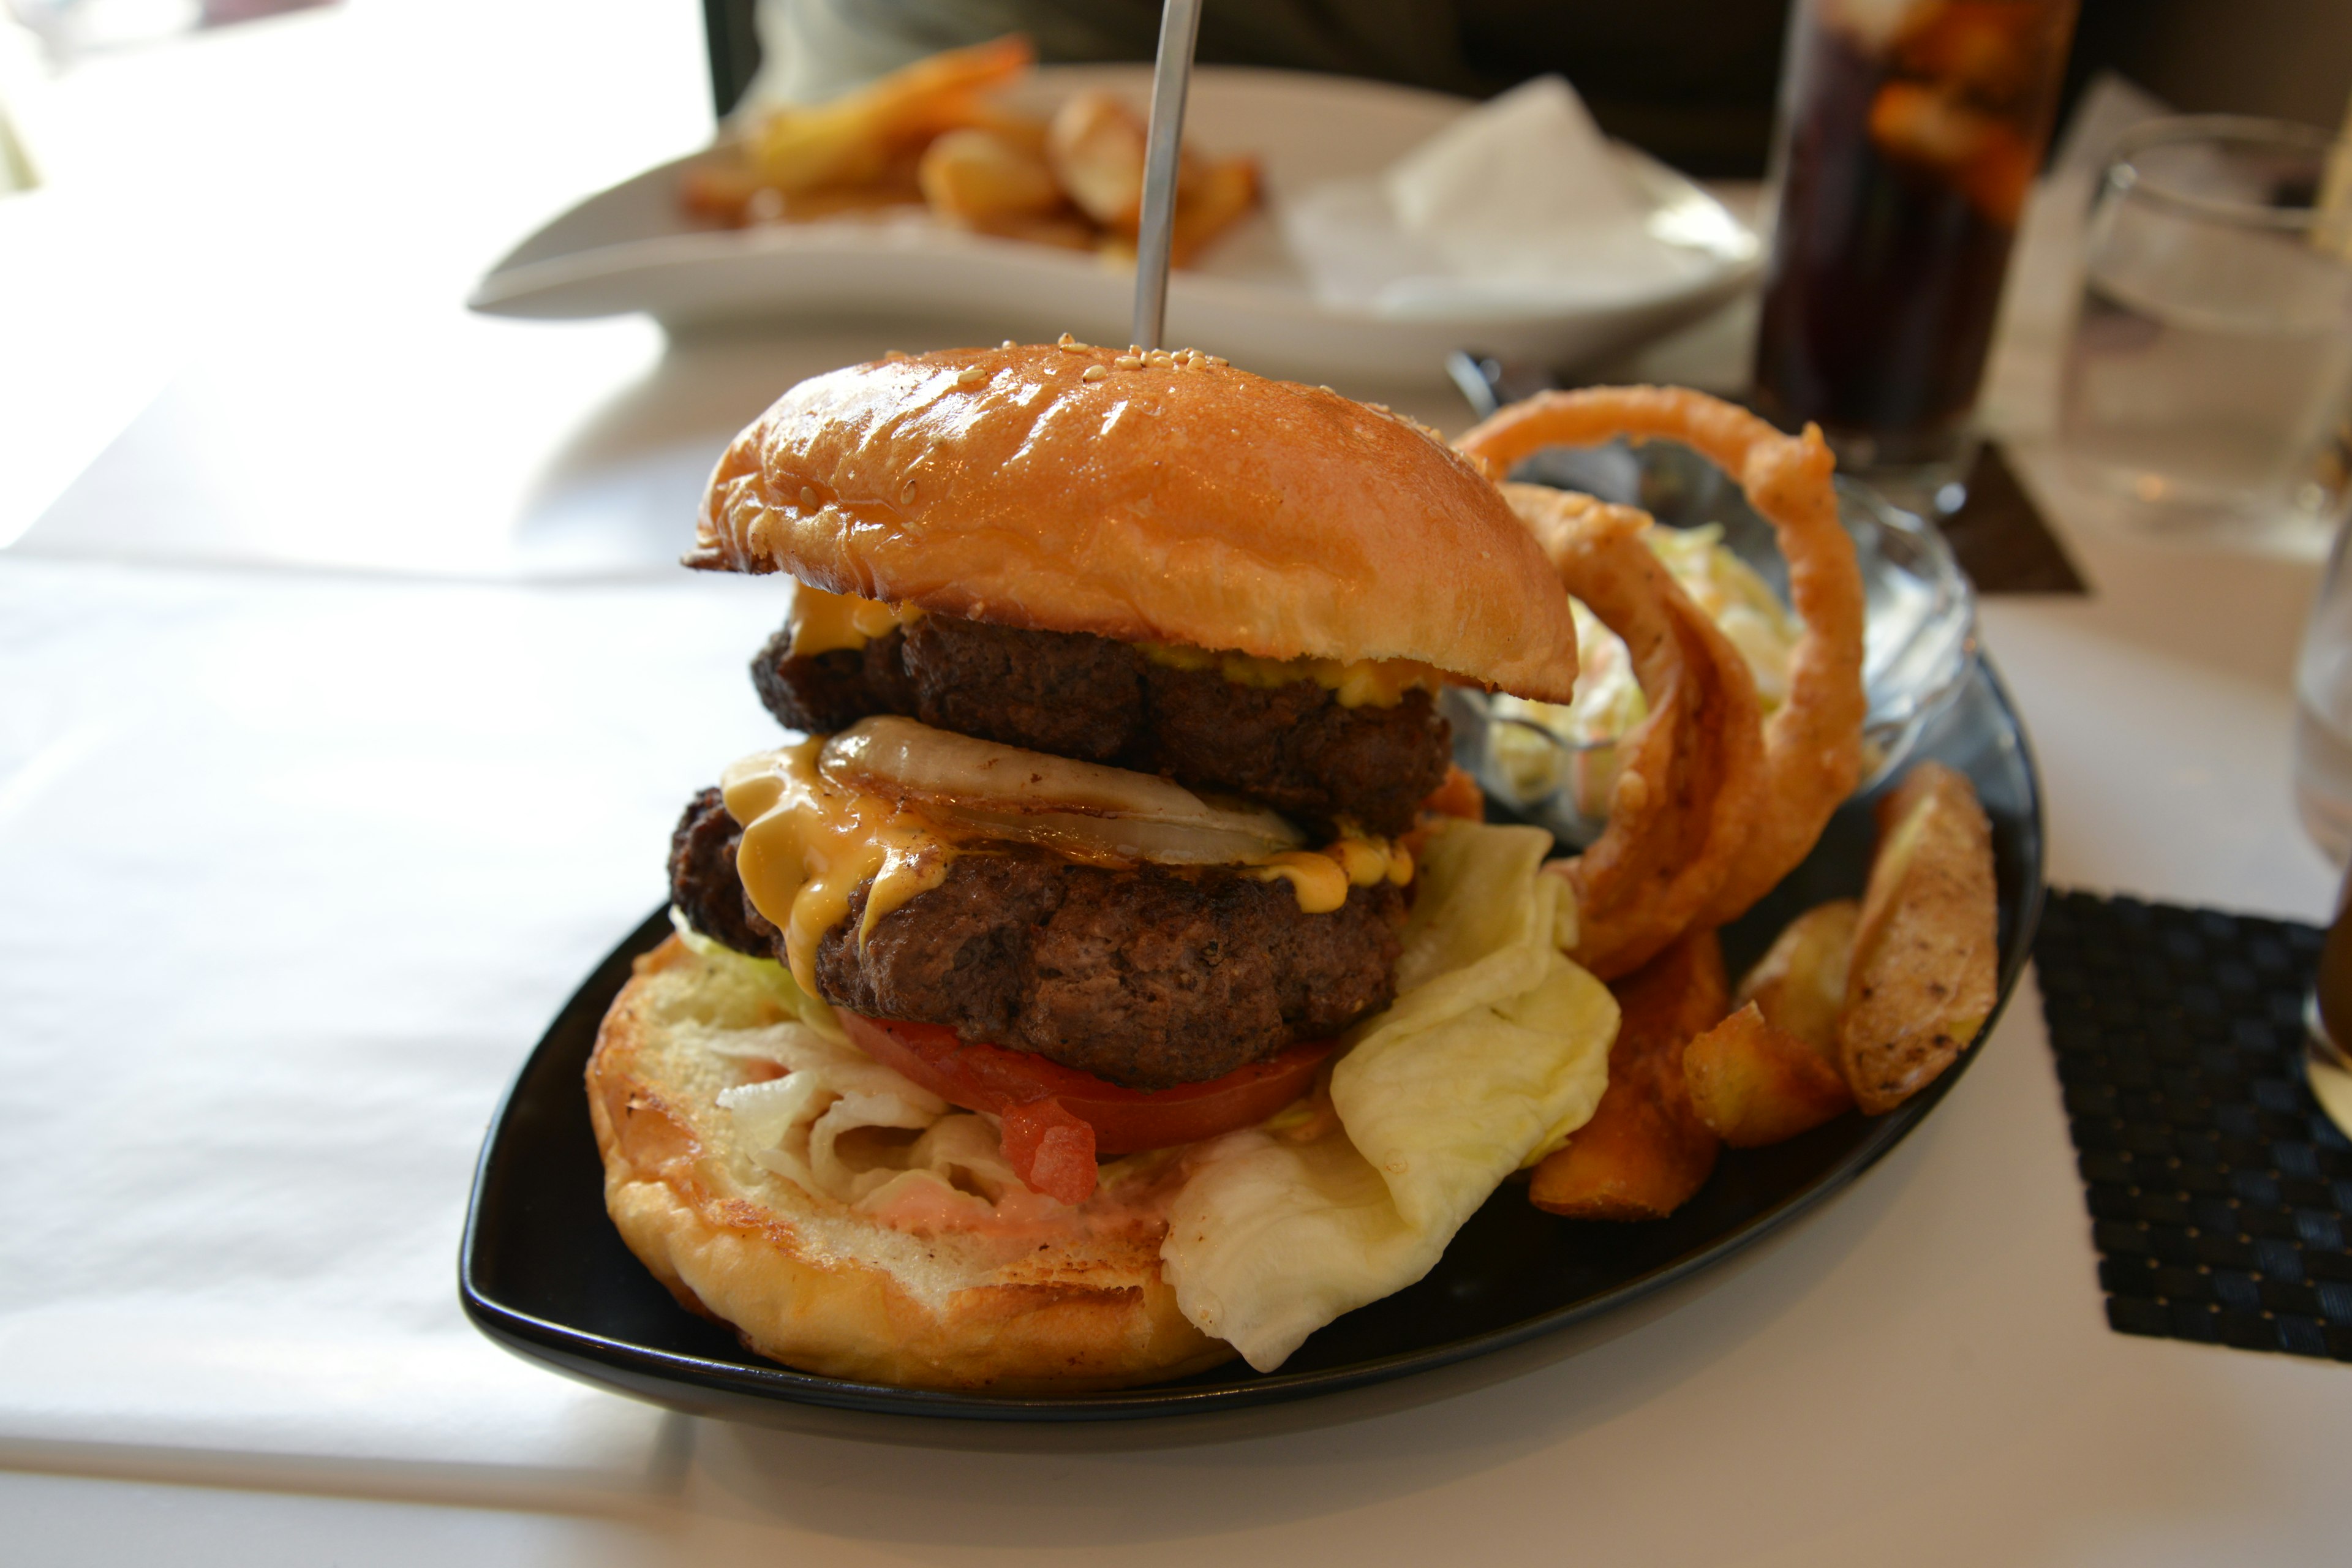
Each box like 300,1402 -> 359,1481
750,614 -> 1452,839
668,789 -> 1404,1090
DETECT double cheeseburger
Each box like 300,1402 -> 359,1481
589,341 -> 1581,1391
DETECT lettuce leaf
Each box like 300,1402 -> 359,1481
669,908 -> 847,1042
1159,822 -> 1618,1370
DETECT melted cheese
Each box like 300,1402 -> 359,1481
720,741 -> 952,993
1246,837 -> 1415,914
722,737 -> 1415,950
787,586 -> 1434,710
1138,643 -> 1441,708
787,585 -> 924,658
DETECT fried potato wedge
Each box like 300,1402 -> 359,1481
1046,88 -> 1156,229
1685,1002 -> 1852,1147
1169,156 -> 1262,265
919,127 -> 1068,227
1735,897 -> 1860,1061
1841,761 -> 1999,1114
750,35 -> 1036,195
1531,929 -> 1724,1221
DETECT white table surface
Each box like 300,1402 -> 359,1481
3,4 -> 2346,1563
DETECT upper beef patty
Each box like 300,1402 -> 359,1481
669,789 -> 1404,1090
750,614 -> 1451,839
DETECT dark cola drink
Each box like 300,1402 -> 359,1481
1754,0 -> 2078,503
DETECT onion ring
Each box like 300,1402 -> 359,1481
1503,483 -> 1765,979
1458,387 -> 1865,927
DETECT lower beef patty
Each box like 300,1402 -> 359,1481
669,789 -> 1404,1090
751,614 -> 1450,839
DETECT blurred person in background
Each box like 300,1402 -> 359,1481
746,0 -> 1790,176
737,0 -> 2352,180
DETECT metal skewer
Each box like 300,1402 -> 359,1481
1130,0 -> 1204,351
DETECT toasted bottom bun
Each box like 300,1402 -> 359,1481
586,935 -> 1237,1392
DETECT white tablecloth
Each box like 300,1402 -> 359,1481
7,1 -> 2352,1560
0,559 -> 791,1500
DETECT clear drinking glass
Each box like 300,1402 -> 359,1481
2295,520 -> 2352,862
2058,117 -> 2352,556
1752,0 -> 2080,518
2304,860 -> 2352,1138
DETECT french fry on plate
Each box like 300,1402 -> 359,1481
1735,897 -> 1858,1060
1531,928 -> 1724,1220
1684,1002 -> 1852,1147
1170,156 -> 1262,265
1841,761 -> 1999,1114
919,127 -> 1069,228
1046,89 -> 1158,230
750,34 -> 1036,195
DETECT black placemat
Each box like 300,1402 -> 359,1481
1940,443 -> 2087,597
2034,889 -> 2352,1360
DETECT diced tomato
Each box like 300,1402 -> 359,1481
997,1100 -> 1098,1207
837,1011 -> 1332,1204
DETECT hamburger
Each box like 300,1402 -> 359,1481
588,340 -> 1618,1392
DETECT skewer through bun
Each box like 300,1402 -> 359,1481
690,341 -> 1582,704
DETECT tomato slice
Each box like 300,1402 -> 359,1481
837,1011 -> 1332,1204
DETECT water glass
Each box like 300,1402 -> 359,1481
2296,519 -> 2352,859
2059,116 -> 2352,555
2304,857 -> 2352,1138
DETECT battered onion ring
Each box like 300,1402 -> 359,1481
1458,387 -> 1866,928
1503,483 -> 1765,980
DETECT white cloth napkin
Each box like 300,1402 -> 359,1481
0,557 -> 793,1499
1280,75 -> 1729,319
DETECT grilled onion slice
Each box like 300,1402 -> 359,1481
819,716 -> 1304,866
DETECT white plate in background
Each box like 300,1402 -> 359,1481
470,67 -> 1758,384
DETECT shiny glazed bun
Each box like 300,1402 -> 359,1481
588,937 -> 1234,1392
690,342 -> 1581,704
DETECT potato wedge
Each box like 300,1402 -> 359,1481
1685,1003 -> 1852,1147
919,127 -> 1068,227
1531,929 -> 1724,1221
680,159 -> 766,225
1170,156 -> 1262,265
1046,89 -> 1153,229
750,35 -> 1036,195
1841,761 -> 1999,1114
1735,897 -> 1859,1062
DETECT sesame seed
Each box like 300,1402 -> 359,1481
900,480 -> 918,503
956,366 -> 987,388
1114,355 -> 1142,371
1056,333 -> 1088,352
799,486 -> 819,511
1000,339 -> 1016,349
1208,355 -> 1229,368
1080,365 -> 1109,383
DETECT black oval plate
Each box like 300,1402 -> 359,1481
461,658 -> 2043,1431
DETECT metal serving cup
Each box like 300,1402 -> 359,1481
1447,437 -> 1978,847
